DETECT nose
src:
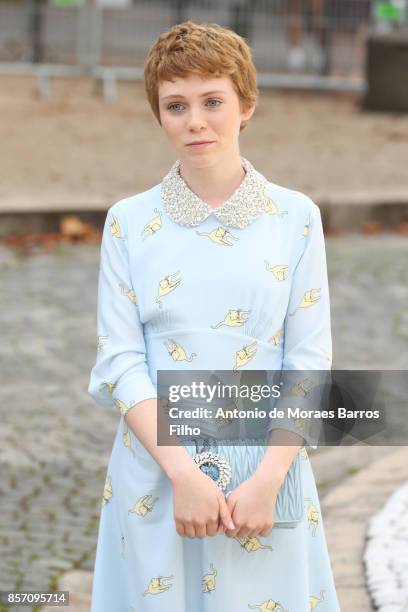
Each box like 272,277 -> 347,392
185,108 -> 207,131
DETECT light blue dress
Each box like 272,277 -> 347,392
88,158 -> 341,611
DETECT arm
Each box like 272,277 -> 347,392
256,201 -> 332,484
87,203 -> 193,480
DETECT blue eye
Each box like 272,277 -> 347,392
206,99 -> 222,107
168,103 -> 184,112
167,99 -> 222,112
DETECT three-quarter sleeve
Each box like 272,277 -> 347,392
88,203 -> 157,415
267,202 -> 332,449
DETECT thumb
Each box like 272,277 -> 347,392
219,494 -> 235,530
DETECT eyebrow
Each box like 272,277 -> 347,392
160,90 -> 227,101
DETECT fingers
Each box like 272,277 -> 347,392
184,524 -> 196,538
175,521 -> 185,537
176,518 -> 222,538
259,524 -> 274,538
205,518 -> 221,537
219,494 -> 235,531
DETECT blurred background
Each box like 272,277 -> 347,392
0,1 -> 407,611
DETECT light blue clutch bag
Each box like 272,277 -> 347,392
184,436 -> 304,529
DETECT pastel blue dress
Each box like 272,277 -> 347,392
88,157 -> 341,611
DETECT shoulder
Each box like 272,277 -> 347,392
106,183 -> 162,234
264,179 -> 321,221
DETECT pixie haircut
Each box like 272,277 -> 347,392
143,20 -> 258,132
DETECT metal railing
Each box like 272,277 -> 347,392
0,0 -> 407,96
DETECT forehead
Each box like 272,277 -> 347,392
158,74 -> 235,99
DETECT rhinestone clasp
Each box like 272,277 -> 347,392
193,451 -> 232,491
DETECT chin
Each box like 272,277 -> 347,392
182,150 -> 220,167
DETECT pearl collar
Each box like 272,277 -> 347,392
161,157 -> 269,229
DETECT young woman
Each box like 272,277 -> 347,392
88,20 -> 341,611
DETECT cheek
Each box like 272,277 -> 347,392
212,111 -> 240,133
160,116 -> 181,138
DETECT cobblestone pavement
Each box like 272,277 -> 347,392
0,232 -> 406,612
365,479 -> 408,611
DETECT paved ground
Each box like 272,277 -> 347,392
365,476 -> 408,610
0,232 -> 406,611
322,447 -> 408,611
1,75 -> 408,213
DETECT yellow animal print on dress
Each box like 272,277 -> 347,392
309,590 -> 325,609
128,494 -> 159,517
265,197 -> 288,219
319,346 -> 332,365
264,261 -> 289,281
196,227 -> 239,246
305,498 -> 320,536
268,328 -> 281,346
164,339 -> 197,362
119,283 -> 137,304
141,208 -> 162,240
232,341 -> 257,372
293,418 -> 319,443
298,447 -> 309,460
202,563 -> 217,592
248,598 -> 289,611
293,417 -> 308,433
102,474 -> 112,505
211,308 -> 250,328
156,271 -> 182,308
97,335 -> 108,351
123,420 -> 136,457
216,400 -> 238,430
100,381 -> 116,394
289,289 -> 321,316
289,378 -> 315,398
143,575 -> 174,596
235,536 -> 273,552
110,214 -> 124,239
301,214 -> 311,239
114,398 -> 136,417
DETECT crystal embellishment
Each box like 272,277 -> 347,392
161,156 -> 269,229
193,451 -> 232,491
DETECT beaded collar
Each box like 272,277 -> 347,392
161,157 -> 269,229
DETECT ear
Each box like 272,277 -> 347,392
241,101 -> 256,122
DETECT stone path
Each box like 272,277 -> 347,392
0,232 -> 406,611
321,447 -> 408,611
364,478 -> 408,611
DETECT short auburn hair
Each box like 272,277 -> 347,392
143,20 -> 258,132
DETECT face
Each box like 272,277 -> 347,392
158,73 -> 255,168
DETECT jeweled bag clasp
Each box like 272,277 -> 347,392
193,451 -> 232,492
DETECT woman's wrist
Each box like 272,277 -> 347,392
252,463 -> 287,491
253,432 -> 303,490
164,452 -> 197,482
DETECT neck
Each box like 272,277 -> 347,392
179,153 -> 246,209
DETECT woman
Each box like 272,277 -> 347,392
88,20 -> 340,611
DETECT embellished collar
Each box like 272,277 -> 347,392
161,157 -> 269,229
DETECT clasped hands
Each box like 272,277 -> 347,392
172,464 -> 283,539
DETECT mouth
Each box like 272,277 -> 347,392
186,141 -> 215,149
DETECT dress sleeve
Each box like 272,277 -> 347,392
87,204 -> 157,416
267,202 -> 332,449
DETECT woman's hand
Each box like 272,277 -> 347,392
223,473 -> 282,539
171,466 -> 236,538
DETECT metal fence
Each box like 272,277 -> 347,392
0,0 -> 406,94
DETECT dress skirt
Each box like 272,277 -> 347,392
90,419 -> 341,611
